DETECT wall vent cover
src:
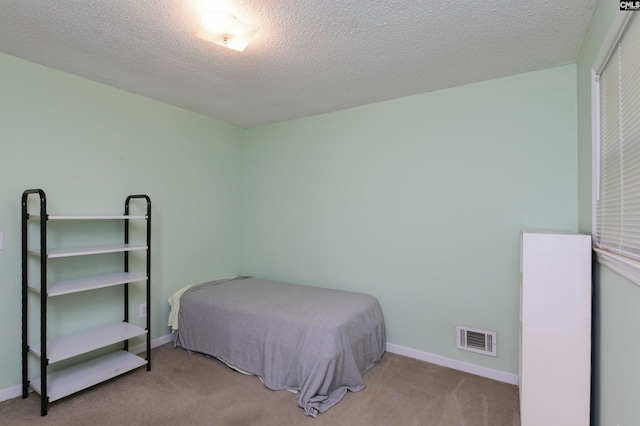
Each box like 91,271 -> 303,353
456,326 -> 497,357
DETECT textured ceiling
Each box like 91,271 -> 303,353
0,0 -> 598,128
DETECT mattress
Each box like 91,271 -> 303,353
173,276 -> 386,417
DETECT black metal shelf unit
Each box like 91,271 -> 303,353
21,189 -> 151,416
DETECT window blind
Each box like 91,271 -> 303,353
595,13 -> 640,263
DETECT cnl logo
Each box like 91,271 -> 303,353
620,1 -> 640,10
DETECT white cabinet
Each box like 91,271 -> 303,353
21,189 -> 151,416
519,231 -> 591,426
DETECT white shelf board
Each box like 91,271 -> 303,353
29,243 -> 147,258
30,351 -> 147,402
30,215 -> 147,220
28,272 -> 147,296
30,322 -> 147,363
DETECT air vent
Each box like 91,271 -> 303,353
456,326 -> 497,357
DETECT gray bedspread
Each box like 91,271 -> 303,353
174,277 -> 386,417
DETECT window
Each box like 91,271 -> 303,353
593,13 -> 640,284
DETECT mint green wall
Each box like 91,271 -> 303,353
0,45 -> 582,396
243,65 -> 579,374
0,52 -> 244,392
577,3 -> 639,425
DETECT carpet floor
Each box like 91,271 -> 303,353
0,343 -> 520,425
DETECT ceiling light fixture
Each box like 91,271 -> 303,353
195,10 -> 259,52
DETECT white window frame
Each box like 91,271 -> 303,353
592,12 -> 639,285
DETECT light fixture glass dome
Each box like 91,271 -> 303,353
195,11 -> 259,52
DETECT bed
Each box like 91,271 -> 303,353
170,276 -> 386,417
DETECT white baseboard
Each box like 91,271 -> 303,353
0,334 -> 175,403
0,384 -> 23,404
386,343 -> 519,385
130,333 -> 174,354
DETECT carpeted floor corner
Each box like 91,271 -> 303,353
0,343 -> 520,425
